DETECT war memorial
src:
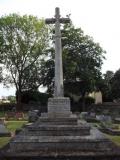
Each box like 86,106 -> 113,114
2,7 -> 120,160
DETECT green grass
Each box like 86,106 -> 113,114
91,122 -> 100,127
0,120 -> 28,149
106,135 -> 120,146
91,122 -> 120,146
6,121 -> 27,132
0,137 -> 11,148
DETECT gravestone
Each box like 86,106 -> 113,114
28,110 -> 39,122
0,121 -> 10,137
2,7 -> 120,160
95,91 -> 102,104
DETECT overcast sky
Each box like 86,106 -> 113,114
0,0 -> 120,97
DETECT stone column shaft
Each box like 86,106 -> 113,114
54,8 -> 64,97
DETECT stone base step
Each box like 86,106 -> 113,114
10,128 -> 113,152
35,117 -> 78,125
10,136 -> 113,152
48,113 -> 72,118
25,125 -> 90,136
4,149 -> 120,160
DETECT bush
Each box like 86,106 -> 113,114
16,91 -> 52,106
65,94 -> 95,112
84,97 -> 95,106
0,103 -> 16,112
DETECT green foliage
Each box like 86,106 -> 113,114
107,135 -> 120,146
0,67 -> 3,82
68,95 -> 94,112
0,103 -> 15,112
0,14 -> 49,108
104,71 -> 114,85
7,95 -> 16,103
40,57 -> 55,94
84,96 -> 95,105
62,24 -> 105,85
0,111 -> 5,117
103,70 -> 114,101
94,70 -> 114,102
99,121 -> 112,129
18,90 -> 51,106
111,69 -> 120,100
0,137 -> 11,148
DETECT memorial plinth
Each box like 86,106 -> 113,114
48,97 -> 71,117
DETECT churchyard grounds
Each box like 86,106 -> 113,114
0,111 -> 28,149
0,111 -> 120,149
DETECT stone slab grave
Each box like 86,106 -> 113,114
100,127 -> 120,136
2,7 -> 120,160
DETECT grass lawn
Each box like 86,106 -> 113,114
0,120 -> 27,149
6,120 -> 27,132
106,135 -> 120,146
0,137 -> 11,148
91,122 -> 120,146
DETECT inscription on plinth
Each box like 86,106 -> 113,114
48,97 -> 71,117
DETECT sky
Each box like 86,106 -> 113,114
0,0 -> 120,97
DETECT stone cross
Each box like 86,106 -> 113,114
45,7 -> 70,97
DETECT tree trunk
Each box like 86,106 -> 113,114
82,92 -> 86,112
16,90 -> 22,111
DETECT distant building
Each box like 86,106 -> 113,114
0,96 -> 10,103
94,91 -> 103,104
89,91 -> 102,104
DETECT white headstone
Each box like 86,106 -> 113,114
94,91 -> 102,104
0,123 -> 10,136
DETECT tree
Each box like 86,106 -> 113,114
102,70 -> 114,101
7,95 -> 16,103
0,14 -> 49,110
104,70 -> 114,86
111,69 -> 120,100
41,23 -> 105,107
0,67 -> 3,82
40,48 -> 55,94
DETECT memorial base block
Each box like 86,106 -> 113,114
48,97 -> 72,117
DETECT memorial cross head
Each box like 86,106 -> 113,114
45,7 -> 70,25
